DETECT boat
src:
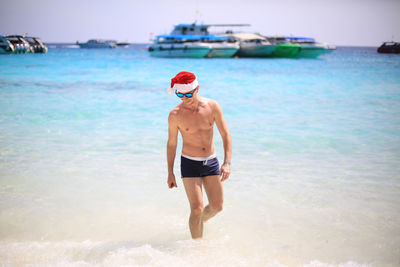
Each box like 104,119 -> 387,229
6,35 -> 32,53
377,42 -> 400,54
116,41 -> 130,48
266,36 -> 300,58
149,23 -> 240,58
206,39 -> 239,58
201,35 -> 239,58
148,35 -> 211,58
76,39 -> 117,49
286,37 -> 334,58
0,35 -> 15,54
24,36 -> 48,53
227,33 -> 275,57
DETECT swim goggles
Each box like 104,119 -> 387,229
175,89 -> 196,98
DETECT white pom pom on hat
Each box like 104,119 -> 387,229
168,71 -> 199,94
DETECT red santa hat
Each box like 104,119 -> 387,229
168,71 -> 199,94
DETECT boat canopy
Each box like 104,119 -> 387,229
156,34 -> 228,41
286,37 -> 315,42
228,33 -> 266,40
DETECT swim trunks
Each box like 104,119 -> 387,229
181,154 -> 220,178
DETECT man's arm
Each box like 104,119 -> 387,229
213,101 -> 232,181
167,111 -> 179,188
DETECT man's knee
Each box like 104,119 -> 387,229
211,203 -> 223,213
191,204 -> 203,217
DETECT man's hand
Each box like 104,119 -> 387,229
168,173 -> 177,188
220,163 -> 231,182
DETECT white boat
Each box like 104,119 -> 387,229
6,35 -> 32,53
77,39 -> 117,49
24,37 -> 48,53
227,33 -> 275,57
148,35 -> 211,58
0,35 -> 15,54
286,37 -> 335,58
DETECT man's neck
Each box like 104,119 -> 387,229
182,96 -> 201,111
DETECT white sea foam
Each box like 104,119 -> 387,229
0,240 -> 374,267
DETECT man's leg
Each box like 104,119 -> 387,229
182,177 -> 204,239
202,175 -> 223,222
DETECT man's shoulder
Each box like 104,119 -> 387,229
169,104 -> 182,117
201,97 -> 219,108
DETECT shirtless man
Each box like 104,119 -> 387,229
166,71 -> 232,239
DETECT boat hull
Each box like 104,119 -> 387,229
271,43 -> 300,58
207,47 -> 239,58
149,44 -> 211,58
377,42 -> 400,54
78,43 -> 116,49
237,45 -> 276,57
294,44 -> 330,58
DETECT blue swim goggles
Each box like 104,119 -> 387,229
175,88 -> 196,98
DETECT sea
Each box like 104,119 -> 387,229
0,44 -> 399,267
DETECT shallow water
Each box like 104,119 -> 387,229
0,46 -> 399,266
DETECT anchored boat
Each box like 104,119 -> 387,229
0,35 -> 15,54
148,34 -> 211,58
227,33 -> 275,57
24,37 -> 48,53
286,37 -> 334,58
149,23 -> 240,58
377,42 -> 400,54
267,36 -> 300,58
6,35 -> 32,53
77,39 -> 117,49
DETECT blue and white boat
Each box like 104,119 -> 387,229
148,23 -> 239,58
203,35 -> 239,58
148,34 -> 211,58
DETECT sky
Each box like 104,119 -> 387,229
1,0 -> 400,46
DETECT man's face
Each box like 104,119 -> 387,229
177,87 -> 198,104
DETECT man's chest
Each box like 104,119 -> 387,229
178,111 -> 214,133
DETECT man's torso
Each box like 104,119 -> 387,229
174,98 -> 216,157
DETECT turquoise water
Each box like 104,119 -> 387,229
0,46 -> 399,266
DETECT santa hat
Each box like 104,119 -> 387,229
168,71 -> 199,94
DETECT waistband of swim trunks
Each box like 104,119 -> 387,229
181,153 -> 217,161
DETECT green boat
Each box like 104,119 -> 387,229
271,43 -> 300,58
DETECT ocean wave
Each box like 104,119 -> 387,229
0,240 -> 374,267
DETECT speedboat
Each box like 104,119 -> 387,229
0,35 -> 15,54
148,35 -> 211,58
267,36 -> 300,58
286,37 -> 334,58
6,35 -> 31,53
227,33 -> 275,57
24,36 -> 48,53
76,39 -> 117,49
377,42 -> 400,54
